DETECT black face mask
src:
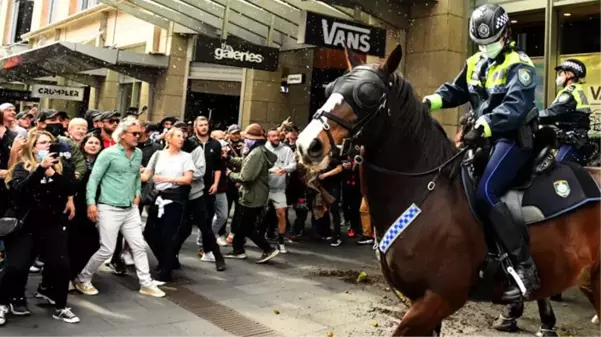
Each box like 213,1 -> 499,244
45,123 -> 66,137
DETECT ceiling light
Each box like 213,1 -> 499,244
511,20 -> 518,23
563,12 -> 572,16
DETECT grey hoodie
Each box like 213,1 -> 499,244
264,142 -> 297,191
189,145 -> 207,200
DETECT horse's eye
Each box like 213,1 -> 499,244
354,82 -> 383,108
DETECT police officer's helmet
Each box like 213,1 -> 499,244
554,59 -> 586,79
469,4 -> 510,45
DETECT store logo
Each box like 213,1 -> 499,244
591,86 -> 601,101
321,20 -> 371,53
214,42 -> 264,64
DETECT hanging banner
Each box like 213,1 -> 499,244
533,53 -> 600,137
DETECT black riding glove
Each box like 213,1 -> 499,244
462,126 -> 484,147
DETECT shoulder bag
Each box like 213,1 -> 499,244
141,151 -> 162,206
0,208 -> 30,237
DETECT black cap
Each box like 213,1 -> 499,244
37,109 -> 61,122
94,110 -> 120,122
173,121 -> 188,129
16,111 -> 34,120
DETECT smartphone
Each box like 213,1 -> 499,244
49,143 -> 61,158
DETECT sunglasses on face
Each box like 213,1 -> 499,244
106,119 -> 120,125
126,131 -> 141,137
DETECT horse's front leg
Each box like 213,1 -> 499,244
392,290 -> 455,336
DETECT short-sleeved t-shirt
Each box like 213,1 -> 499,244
147,150 -> 195,191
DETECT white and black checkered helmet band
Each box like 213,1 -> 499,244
555,59 -> 586,78
469,4 -> 509,45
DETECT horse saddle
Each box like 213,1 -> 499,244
461,133 -> 601,226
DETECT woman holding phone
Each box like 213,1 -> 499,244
0,130 -> 79,326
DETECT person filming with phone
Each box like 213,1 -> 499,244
0,130 -> 80,325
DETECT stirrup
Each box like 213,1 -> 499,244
506,266 -> 527,296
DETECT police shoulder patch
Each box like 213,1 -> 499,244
518,68 -> 533,86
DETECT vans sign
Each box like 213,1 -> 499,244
297,11 -> 386,57
194,35 -> 279,71
31,84 -> 84,101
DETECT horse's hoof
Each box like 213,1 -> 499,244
592,314 -> 599,324
492,314 -> 518,332
535,328 -> 558,337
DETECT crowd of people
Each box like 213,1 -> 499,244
0,104 -> 376,327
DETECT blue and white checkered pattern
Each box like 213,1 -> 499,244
379,204 -> 422,253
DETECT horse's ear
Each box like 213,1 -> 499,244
381,44 -> 403,74
344,48 -> 364,71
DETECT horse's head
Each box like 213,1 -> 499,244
297,45 -> 404,169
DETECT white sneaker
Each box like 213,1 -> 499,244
201,251 -> 216,262
139,285 -> 165,298
153,280 -> 166,286
74,280 -> 99,296
277,243 -> 287,254
0,306 -> 6,326
29,265 -> 41,273
216,236 -> 228,246
53,307 -> 80,324
122,252 -> 135,266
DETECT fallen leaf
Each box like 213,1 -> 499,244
356,271 -> 368,283
344,290 -> 351,294
273,309 -> 280,315
372,322 -> 379,327
327,331 -> 334,337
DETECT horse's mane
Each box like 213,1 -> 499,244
383,69 -> 460,177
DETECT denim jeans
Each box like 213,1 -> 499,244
211,192 -> 228,235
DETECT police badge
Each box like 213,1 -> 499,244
553,180 -> 571,198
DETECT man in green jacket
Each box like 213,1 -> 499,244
224,123 -> 279,264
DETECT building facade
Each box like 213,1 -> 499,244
0,0 -> 472,135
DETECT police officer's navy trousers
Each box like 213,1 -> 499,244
476,138 -> 532,214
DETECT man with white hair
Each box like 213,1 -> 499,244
74,118 -> 165,298
0,103 -> 27,138
67,118 -> 88,145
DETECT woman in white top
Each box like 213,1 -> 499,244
142,128 -> 195,282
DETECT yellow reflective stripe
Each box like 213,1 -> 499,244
572,84 -> 591,109
466,52 -> 483,86
484,51 -> 533,88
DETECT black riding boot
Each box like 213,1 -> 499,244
489,202 -> 541,301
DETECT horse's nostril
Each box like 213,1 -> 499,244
307,139 -> 323,156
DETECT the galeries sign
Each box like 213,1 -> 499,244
297,11 -> 387,57
31,84 -> 84,101
194,35 -> 279,71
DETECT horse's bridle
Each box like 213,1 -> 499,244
311,68 -> 390,158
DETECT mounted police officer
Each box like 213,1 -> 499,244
540,59 -> 591,163
423,3 -> 540,300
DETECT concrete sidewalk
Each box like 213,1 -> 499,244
1,234 -> 598,336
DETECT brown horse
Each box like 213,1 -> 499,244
296,44 -> 600,336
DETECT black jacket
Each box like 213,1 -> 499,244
8,159 -> 76,226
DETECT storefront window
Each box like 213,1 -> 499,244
560,15 -> 600,54
512,22 -> 545,57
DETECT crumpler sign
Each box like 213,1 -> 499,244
194,35 -> 279,71
297,11 -> 386,57
31,84 -> 84,101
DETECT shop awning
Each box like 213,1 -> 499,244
98,0 -> 411,51
0,41 -> 169,85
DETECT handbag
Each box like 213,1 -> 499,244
0,208 -> 30,237
141,151 -> 162,206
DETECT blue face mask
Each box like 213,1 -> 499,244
37,150 -> 48,162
